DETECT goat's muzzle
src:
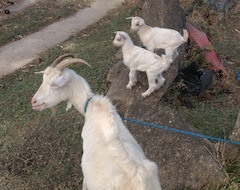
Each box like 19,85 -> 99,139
31,97 -> 44,111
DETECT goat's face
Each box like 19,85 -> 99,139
31,67 -> 72,111
31,55 -> 91,111
112,32 -> 126,47
127,17 -> 145,32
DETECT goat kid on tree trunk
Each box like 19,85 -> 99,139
31,55 -> 162,190
113,31 -> 173,98
127,16 -> 189,58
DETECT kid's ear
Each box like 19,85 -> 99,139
50,72 -> 72,88
137,18 -> 144,26
118,33 -> 126,40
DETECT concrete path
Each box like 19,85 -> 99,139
0,0 -> 125,78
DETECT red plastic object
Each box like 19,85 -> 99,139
185,22 -> 227,78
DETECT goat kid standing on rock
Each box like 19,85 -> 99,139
127,16 -> 188,58
113,31 -> 173,98
31,55 -> 162,190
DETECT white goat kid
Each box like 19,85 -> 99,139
113,31 -> 173,98
127,16 -> 188,58
31,55 -> 162,190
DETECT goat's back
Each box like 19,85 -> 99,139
123,45 -> 168,74
140,27 -> 183,49
82,95 -> 161,189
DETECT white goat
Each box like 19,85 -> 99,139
113,31 -> 173,98
31,55 -> 162,190
127,16 -> 188,58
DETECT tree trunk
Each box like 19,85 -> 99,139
141,0 -> 186,32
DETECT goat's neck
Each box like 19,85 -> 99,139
122,40 -> 134,53
137,24 -> 151,38
69,74 -> 94,115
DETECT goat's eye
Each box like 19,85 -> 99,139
50,82 -> 58,88
136,23 -> 139,26
116,37 -> 121,41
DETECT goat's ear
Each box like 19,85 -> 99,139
50,72 -> 72,88
118,33 -> 126,40
138,18 -> 144,26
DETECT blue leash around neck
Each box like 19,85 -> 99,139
84,97 -> 93,113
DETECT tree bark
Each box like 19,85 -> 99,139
141,0 -> 186,32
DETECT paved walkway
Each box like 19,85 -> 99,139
0,0 -> 125,78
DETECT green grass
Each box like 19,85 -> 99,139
176,95 -> 238,138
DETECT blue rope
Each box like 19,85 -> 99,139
122,118 -> 240,146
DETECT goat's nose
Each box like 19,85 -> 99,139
31,98 -> 37,105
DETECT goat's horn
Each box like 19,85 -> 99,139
51,54 -> 74,67
55,58 -> 92,71
126,17 -> 133,20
